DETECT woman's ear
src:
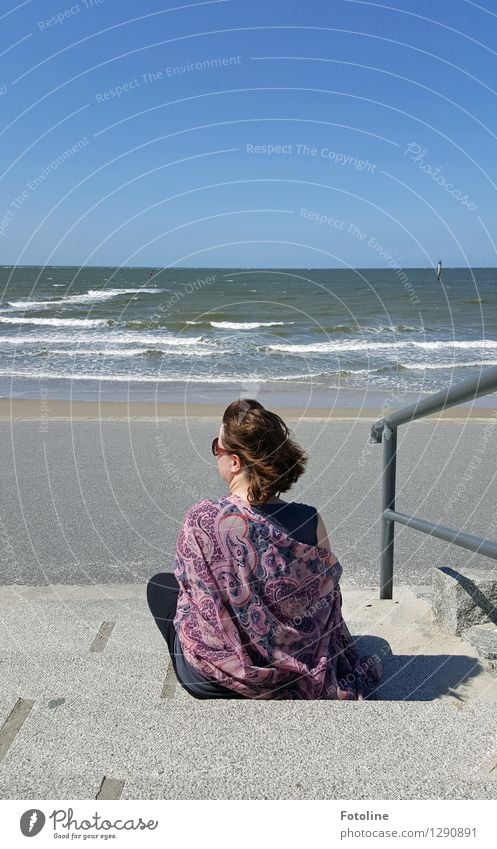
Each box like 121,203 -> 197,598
231,453 -> 243,472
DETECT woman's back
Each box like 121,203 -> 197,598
249,500 -> 318,546
173,493 -> 347,698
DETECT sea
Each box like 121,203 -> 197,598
0,266 -> 496,409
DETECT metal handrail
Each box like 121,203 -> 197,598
370,364 -> 497,599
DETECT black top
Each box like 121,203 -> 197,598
250,501 -> 318,546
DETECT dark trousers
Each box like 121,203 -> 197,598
146,572 -> 243,699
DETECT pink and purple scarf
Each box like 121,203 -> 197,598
173,492 -> 383,700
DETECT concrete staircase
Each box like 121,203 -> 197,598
0,580 -> 497,799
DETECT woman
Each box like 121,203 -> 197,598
147,399 -> 383,700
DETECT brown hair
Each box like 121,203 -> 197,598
221,399 -> 308,504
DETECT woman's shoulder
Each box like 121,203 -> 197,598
180,497 -> 248,544
182,495 -> 239,522
183,496 -> 317,520
181,498 -> 220,524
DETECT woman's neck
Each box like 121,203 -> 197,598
229,486 -> 284,506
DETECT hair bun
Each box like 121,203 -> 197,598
222,399 -> 308,504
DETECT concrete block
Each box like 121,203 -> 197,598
432,565 -> 497,636
462,624 -> 497,660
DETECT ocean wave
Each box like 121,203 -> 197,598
118,334 -> 205,347
322,324 -> 357,334
34,347 -> 216,358
321,324 -> 423,334
185,320 -> 294,329
0,330 -> 210,346
374,364 -> 410,373
399,360 -> 497,370
125,320 -> 163,330
324,368 -> 371,377
210,320 -> 293,329
264,339 -> 497,354
0,369 -> 326,384
0,316 -> 109,328
410,340 -> 497,349
36,348 -> 145,358
269,370 -> 327,381
374,324 -> 422,333
7,287 -> 167,310
125,319 -> 231,331
9,284 -> 170,310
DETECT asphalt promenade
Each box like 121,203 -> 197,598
1,418 -> 497,585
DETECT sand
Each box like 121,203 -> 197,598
1,397 -> 496,421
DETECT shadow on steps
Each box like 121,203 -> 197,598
350,633 -> 483,701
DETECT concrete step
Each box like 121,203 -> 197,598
1,584 -> 497,703
1,768 -> 496,800
1,583 -> 497,799
1,695 -> 496,799
2,584 -> 497,703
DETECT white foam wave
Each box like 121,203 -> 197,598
407,340 -> 497,350
8,287 -> 166,310
400,360 -> 497,370
147,335 -> 203,346
42,348 -> 149,358
210,321 -> 293,329
0,370 -> 325,384
35,347 -> 216,358
266,339 -> 497,354
0,316 -> 107,328
0,330 -> 207,346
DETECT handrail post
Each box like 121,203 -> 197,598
380,424 -> 397,599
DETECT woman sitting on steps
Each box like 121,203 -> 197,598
147,398 -> 383,700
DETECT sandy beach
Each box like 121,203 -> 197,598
1,395 -> 496,421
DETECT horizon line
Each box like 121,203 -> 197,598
1,264 -> 494,271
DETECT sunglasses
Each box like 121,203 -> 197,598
211,437 -> 234,457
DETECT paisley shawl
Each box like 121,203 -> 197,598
173,492 -> 383,700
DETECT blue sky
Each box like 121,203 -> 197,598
1,0 -> 496,267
